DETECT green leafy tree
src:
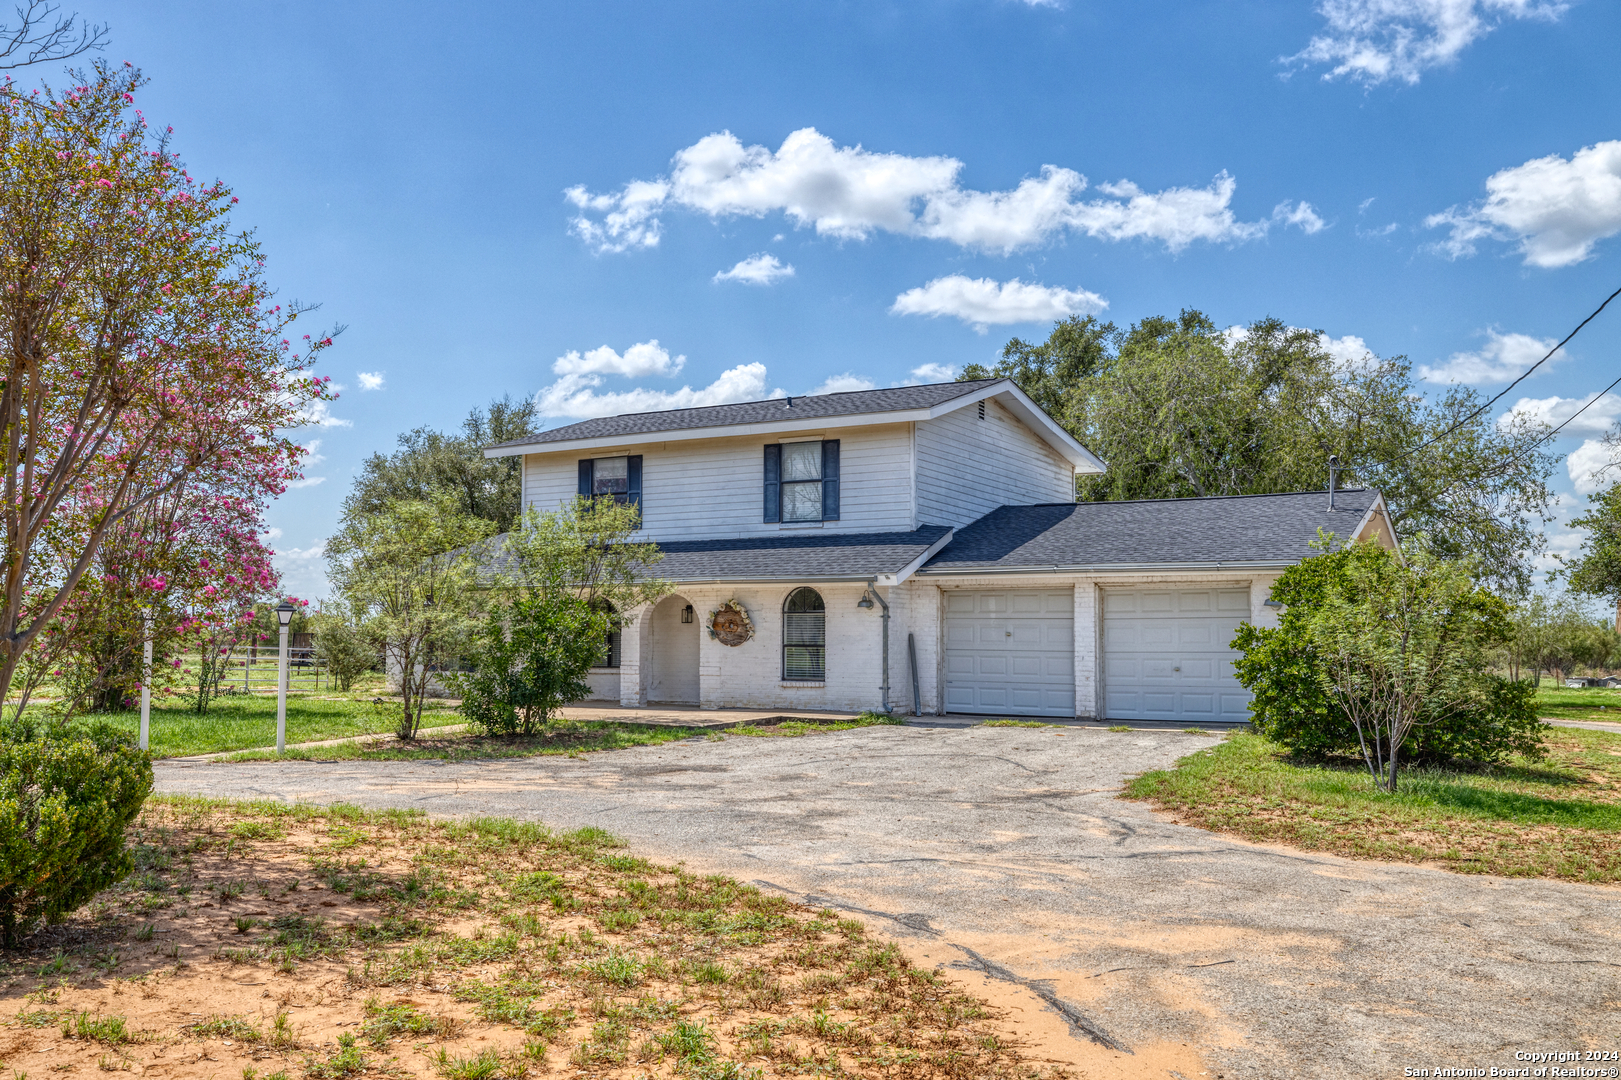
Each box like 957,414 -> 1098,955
450,498 -> 670,734
1235,538 -> 1543,771
1308,539 -> 1512,791
310,603 -> 377,692
1564,482 -> 1621,632
963,313 -> 1557,591
325,496 -> 494,739
344,396 -> 540,534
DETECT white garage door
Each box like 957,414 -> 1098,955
1104,588 -> 1251,723
944,590 -> 1075,717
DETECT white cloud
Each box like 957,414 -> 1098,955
713,253 -> 795,285
568,128 -> 1294,256
910,363 -> 958,382
1500,392 -> 1621,436
808,374 -> 877,395
294,399 -> 351,429
299,438 -> 325,468
553,340 -> 685,379
891,275 -> 1108,332
1568,438 -> 1619,495
564,178 -> 670,252
356,371 -> 384,391
285,476 -> 327,490
1319,332 -> 1378,370
1417,329 -> 1559,383
536,361 -> 776,420
272,543 -> 328,603
1288,0 -> 1567,86
1426,141 -> 1621,268
1273,200 -> 1327,233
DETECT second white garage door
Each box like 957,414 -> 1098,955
943,590 -> 1075,717
1103,588 -> 1251,723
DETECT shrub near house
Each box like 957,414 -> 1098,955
0,717 -> 153,948
1233,539 -> 1544,776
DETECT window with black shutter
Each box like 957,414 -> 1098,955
767,441 -> 839,523
577,455 -> 643,528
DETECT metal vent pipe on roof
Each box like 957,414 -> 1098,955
1328,455 -> 1339,512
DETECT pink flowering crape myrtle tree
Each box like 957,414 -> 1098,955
0,62 -> 335,707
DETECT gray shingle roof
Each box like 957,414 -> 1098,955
920,490 -> 1383,573
488,380 -> 1002,450
652,525 -> 953,582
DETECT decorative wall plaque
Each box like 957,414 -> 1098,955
707,599 -> 754,646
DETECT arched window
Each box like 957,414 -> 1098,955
783,588 -> 826,681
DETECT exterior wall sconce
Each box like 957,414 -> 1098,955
681,604 -> 694,624
1263,598 -> 1283,609
857,591 -> 874,609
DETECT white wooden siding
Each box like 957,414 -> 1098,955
914,399 -> 1074,527
523,423 -> 915,542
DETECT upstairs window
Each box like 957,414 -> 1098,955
783,587 -> 826,680
578,455 -> 643,525
763,441 -> 839,523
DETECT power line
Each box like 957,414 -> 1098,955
1401,282 -> 1621,461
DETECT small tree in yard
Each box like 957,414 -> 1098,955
1235,536 -> 1541,778
1305,540 -> 1515,791
311,602 -> 376,692
450,498 -> 670,735
325,495 -> 493,739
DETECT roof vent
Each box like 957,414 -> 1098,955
784,396 -> 792,409
1328,455 -> 1339,512
978,401 -> 986,420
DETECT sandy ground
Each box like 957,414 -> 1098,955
154,721 -> 1621,1079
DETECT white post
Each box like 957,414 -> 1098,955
277,621 -> 290,754
139,611 -> 152,751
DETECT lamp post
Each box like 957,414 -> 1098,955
139,610 -> 152,752
275,601 -> 295,754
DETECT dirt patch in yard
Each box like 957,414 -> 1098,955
1,797 -> 1084,1079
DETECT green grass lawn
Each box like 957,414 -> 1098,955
221,713 -> 904,763
1123,726 -> 1621,882
89,691 -> 462,758
1532,683 -> 1621,721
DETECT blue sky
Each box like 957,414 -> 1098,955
85,0 -> 1621,598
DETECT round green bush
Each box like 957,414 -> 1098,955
0,716 -> 153,948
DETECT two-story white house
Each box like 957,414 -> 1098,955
484,378 -> 1396,722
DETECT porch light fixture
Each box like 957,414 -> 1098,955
681,604 -> 694,624
1263,598 -> 1283,609
856,591 -> 874,609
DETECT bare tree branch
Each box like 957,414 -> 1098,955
0,1 -> 105,71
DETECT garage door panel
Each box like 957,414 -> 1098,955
944,590 -> 1075,718
1103,588 -> 1252,723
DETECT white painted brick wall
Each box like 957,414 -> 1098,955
617,584 -> 892,713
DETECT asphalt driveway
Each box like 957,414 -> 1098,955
154,723 -> 1621,1078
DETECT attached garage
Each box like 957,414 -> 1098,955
943,589 -> 1074,717
1102,587 -> 1251,723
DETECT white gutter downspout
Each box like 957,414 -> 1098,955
865,579 -> 891,714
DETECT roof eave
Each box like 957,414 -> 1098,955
918,559 -> 1302,576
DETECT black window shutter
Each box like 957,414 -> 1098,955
763,444 -> 781,523
821,439 -> 840,521
578,459 -> 593,498
626,455 -> 643,527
